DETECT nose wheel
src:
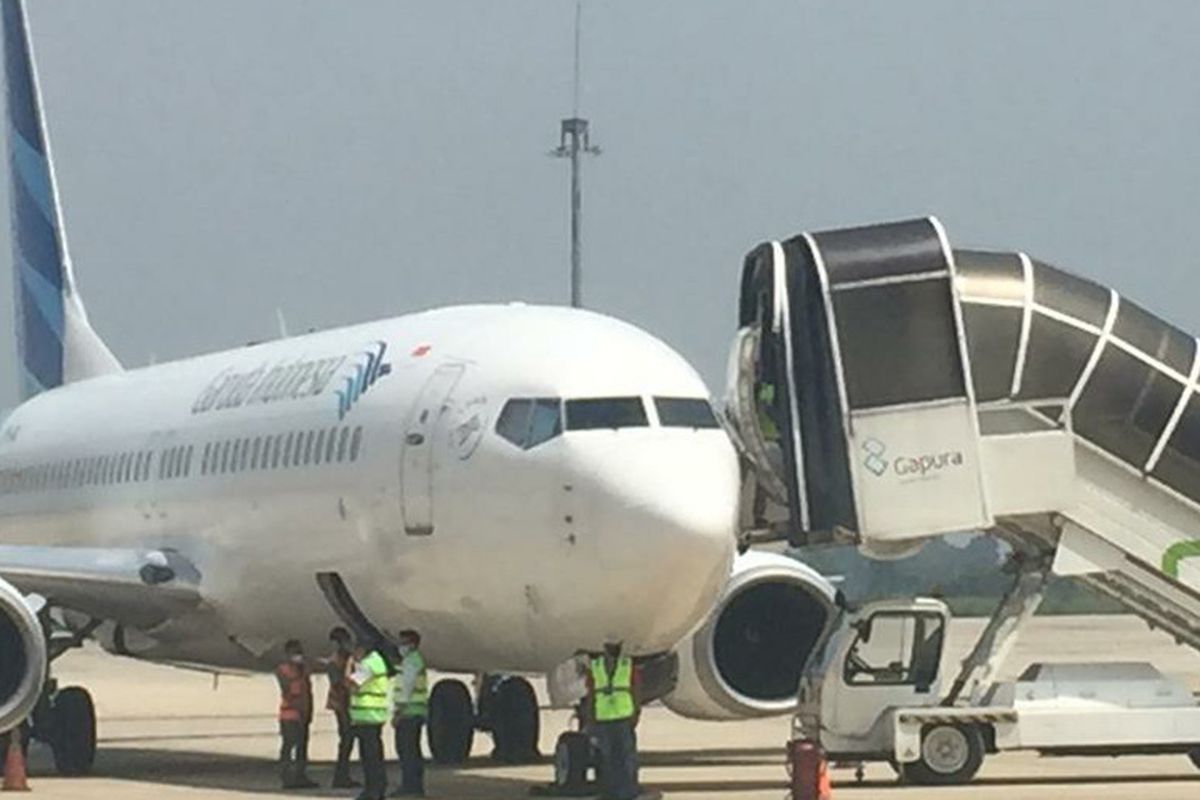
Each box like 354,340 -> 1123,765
427,674 -> 542,765
427,679 -> 475,764
479,675 -> 541,763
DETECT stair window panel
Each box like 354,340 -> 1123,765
1151,394 -> 1200,503
1074,344 -> 1183,468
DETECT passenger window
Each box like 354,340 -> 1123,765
283,432 -> 294,468
218,441 -> 230,473
291,432 -> 304,465
337,427 -> 349,462
655,397 -> 720,429
565,397 -> 648,431
314,430 -> 326,464
239,440 -> 250,472
303,430 -> 315,465
250,437 -> 262,470
350,426 -> 363,461
325,427 -> 337,463
183,445 -> 193,477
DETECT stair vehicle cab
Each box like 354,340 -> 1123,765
798,597 -> 1200,785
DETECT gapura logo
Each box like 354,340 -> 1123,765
861,437 -> 965,479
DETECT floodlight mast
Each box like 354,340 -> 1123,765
551,1 -> 599,309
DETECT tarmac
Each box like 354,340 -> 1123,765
13,615 -> 1200,799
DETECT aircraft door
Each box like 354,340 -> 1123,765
401,363 -> 465,535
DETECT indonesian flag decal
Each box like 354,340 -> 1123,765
411,344 -> 432,358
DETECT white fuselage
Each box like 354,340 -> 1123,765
0,304 -> 739,674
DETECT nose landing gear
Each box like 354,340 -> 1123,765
426,674 -> 541,766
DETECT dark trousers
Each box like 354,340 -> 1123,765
333,709 -> 355,783
354,723 -> 388,800
393,716 -> 426,795
278,720 -> 310,784
595,719 -> 639,800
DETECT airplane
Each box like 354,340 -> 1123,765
0,0 -> 835,776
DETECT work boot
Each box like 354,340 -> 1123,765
332,776 -> 362,788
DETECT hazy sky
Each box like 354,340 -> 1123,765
3,1 -> 1199,404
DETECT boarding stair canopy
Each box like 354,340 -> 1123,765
729,216 -> 1200,653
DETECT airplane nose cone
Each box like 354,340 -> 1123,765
563,432 -> 739,652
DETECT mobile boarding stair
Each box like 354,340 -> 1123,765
726,217 -> 1200,686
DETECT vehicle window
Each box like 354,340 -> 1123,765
250,437 -> 261,470
655,397 -> 720,429
337,427 -> 349,462
496,400 -> 533,447
844,613 -> 943,687
565,397 -> 648,431
292,431 -> 305,465
496,398 -> 562,449
183,445 -> 193,477
314,430 -> 325,464
270,435 -> 282,469
527,399 -> 562,446
220,441 -> 231,473
283,432 -> 294,468
350,426 -> 363,461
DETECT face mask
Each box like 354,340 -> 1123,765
398,644 -> 413,656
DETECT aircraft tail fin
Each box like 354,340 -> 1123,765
3,0 -> 120,400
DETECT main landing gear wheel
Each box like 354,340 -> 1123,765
899,723 -> 984,786
427,679 -> 474,765
489,677 -> 540,764
49,686 -> 97,776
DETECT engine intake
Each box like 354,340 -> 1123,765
0,577 -> 46,733
664,551 -> 836,720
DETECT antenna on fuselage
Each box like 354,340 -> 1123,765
551,0 -> 600,309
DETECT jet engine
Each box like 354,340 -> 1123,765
664,551 -> 837,720
0,577 -> 46,733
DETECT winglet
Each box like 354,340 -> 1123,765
3,0 -> 121,400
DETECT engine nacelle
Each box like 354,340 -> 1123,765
0,577 -> 46,733
664,551 -> 836,720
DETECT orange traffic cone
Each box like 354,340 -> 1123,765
1,734 -> 30,792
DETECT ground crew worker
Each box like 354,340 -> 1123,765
391,628 -> 429,797
323,626 -> 359,789
586,641 -> 640,800
276,639 -> 318,790
348,634 -> 392,800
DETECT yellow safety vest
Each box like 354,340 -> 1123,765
393,650 -> 429,719
349,651 -> 391,725
591,656 -> 635,722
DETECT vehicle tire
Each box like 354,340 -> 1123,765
427,679 -> 474,765
553,731 -> 592,789
490,677 -> 540,763
49,686 -> 96,776
899,723 -> 984,786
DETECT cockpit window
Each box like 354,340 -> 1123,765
655,397 -> 720,429
496,398 -> 562,449
565,397 -> 648,431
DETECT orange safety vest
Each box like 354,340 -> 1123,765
277,662 -> 313,722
